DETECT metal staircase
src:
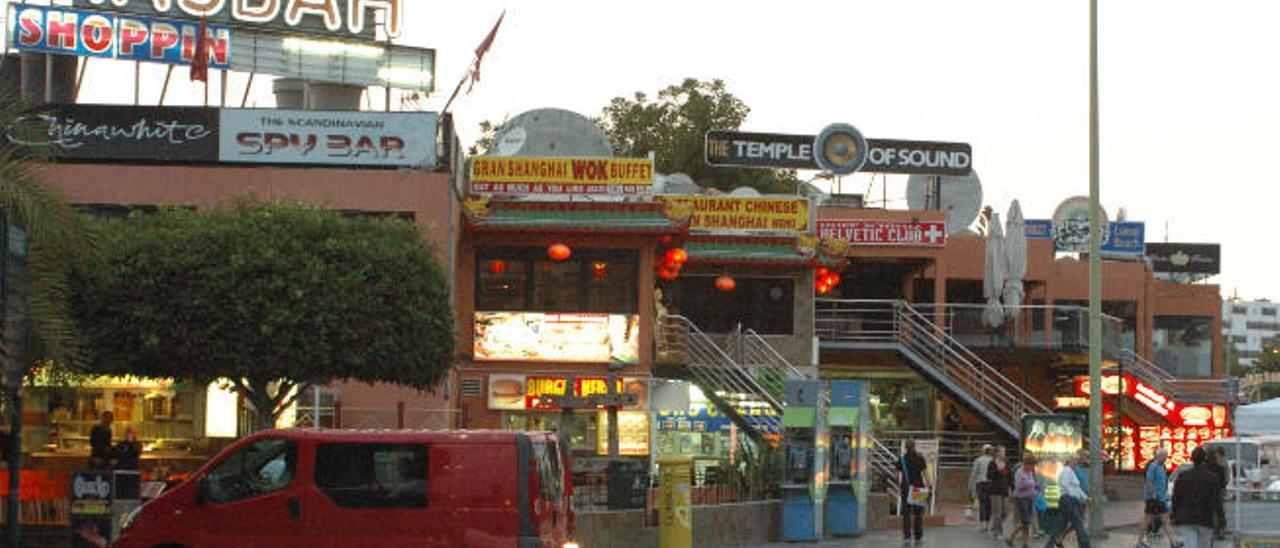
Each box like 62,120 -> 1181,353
1119,349 -> 1238,405
657,314 -> 784,439
817,299 -> 1050,437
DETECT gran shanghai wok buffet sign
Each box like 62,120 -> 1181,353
12,4 -> 232,69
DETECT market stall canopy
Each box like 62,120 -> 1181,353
1237,397 -> 1280,436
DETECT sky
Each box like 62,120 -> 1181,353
12,0 -> 1280,300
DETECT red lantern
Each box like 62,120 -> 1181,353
825,273 -> 841,287
816,282 -> 832,295
659,234 -> 675,246
664,248 -> 688,265
663,260 -> 684,272
548,243 -> 572,261
592,262 -> 608,281
816,267 -> 830,278
488,260 -> 507,275
715,276 -> 736,292
657,268 -> 679,281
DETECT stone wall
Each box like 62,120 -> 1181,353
575,501 -> 781,547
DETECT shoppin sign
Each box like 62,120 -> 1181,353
12,5 -> 231,69
61,0 -> 402,40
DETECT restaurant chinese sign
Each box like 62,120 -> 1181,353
12,4 -> 232,69
816,219 -> 947,247
470,157 -> 654,196
656,196 -> 809,233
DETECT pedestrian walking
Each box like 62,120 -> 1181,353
1006,454 -> 1040,548
1207,446 -> 1228,540
971,444 -> 994,531
900,439 -> 930,546
1043,452 -> 1091,548
988,445 -> 1012,539
1171,448 -> 1220,548
1139,448 -> 1178,548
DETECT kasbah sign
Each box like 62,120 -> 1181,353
61,0 -> 404,38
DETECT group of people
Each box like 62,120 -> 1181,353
966,444 -> 1093,548
1139,446 -> 1230,548
89,411 -> 143,470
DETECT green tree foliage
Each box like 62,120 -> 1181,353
599,78 -> 799,193
0,91 -> 94,375
1257,336 -> 1280,374
72,202 -> 454,430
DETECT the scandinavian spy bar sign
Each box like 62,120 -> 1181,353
705,130 -> 973,176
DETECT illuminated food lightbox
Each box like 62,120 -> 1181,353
474,312 -> 639,364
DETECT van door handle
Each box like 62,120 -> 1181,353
287,497 -> 301,521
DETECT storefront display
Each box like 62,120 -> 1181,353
1022,414 -> 1084,505
474,312 -> 639,364
596,411 -> 650,456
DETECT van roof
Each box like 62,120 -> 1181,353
248,428 -> 557,444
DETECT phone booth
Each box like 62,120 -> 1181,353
781,379 -> 828,542
826,380 -> 869,536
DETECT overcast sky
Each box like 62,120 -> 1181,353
17,0 -> 1280,300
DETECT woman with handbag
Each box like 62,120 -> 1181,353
900,440 -> 929,547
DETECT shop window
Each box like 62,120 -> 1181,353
476,247 -> 638,313
672,276 -> 794,335
315,443 -> 428,509
1265,308 -> 1278,317
1153,316 -> 1214,377
206,438 -> 296,504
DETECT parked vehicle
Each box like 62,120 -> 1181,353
114,429 -> 576,548
1203,435 -> 1280,494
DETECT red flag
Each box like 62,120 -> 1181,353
467,11 -> 504,92
190,18 -> 209,82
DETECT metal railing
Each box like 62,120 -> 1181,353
873,430 -> 1017,469
868,435 -> 901,495
816,299 -> 1050,436
724,325 -> 812,402
1120,349 -> 1238,404
658,314 -> 782,436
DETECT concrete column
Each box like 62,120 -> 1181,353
932,259 -> 946,328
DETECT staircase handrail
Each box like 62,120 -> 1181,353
659,314 -> 783,414
869,435 -> 901,496
1120,349 -> 1237,404
741,326 -> 812,380
894,303 -> 1051,424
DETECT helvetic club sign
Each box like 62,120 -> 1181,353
705,130 -> 973,177
12,5 -> 232,69
817,220 -> 947,247
61,0 -> 402,40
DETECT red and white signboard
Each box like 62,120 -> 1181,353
817,220 -> 947,247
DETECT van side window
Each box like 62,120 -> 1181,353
206,438 -> 296,504
315,443 -> 428,509
531,441 -> 563,503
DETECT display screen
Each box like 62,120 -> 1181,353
474,312 -> 639,363
1022,414 -> 1084,506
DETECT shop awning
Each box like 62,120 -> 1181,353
464,199 -> 689,234
684,237 -> 844,268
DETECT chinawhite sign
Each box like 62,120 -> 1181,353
817,220 -> 947,247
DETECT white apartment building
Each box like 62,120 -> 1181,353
1223,297 -> 1280,367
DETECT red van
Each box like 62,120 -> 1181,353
114,429 -> 576,548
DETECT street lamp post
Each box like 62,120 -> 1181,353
1087,0 -> 1106,539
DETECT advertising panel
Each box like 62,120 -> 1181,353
70,470 -> 112,548
657,408 -> 733,432
487,373 -> 647,411
656,196 -> 809,233
63,0 -> 401,41
5,104 -> 219,163
1024,220 -> 1145,255
219,109 -> 437,168
597,410 -> 651,457
469,156 -> 654,196
229,31 -> 435,91
1021,414 -> 1084,508
704,130 -> 972,176
1146,243 -> 1221,274
474,312 -> 640,364
11,4 -> 232,69
816,219 -> 947,247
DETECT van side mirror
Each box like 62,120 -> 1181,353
195,476 -> 209,505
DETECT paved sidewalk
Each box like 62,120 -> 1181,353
745,524 -> 1154,548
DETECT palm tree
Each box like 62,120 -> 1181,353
0,89 -> 94,545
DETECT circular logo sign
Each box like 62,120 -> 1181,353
1052,196 -> 1108,252
813,123 -> 869,176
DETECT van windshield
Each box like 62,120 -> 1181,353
1205,441 -> 1260,467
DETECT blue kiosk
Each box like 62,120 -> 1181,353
781,379 -> 829,542
826,380 -> 870,536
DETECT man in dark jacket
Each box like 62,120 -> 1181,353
1172,447 -> 1221,548
900,440 -> 929,546
1206,447 -> 1228,539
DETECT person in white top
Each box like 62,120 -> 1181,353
1043,453 -> 1091,548
970,445 -> 994,530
